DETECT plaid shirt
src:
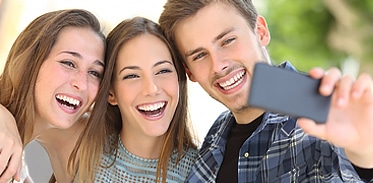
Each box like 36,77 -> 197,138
187,62 -> 372,183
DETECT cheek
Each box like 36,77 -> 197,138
189,63 -> 210,81
35,70 -> 55,97
88,82 -> 100,102
167,77 -> 180,100
33,81 -> 44,106
113,83 -> 137,104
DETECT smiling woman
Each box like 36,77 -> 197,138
71,16 -> 198,183
0,9 -> 105,182
0,1 -> 167,182
0,0 -> 226,182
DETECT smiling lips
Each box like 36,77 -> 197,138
137,101 -> 166,118
218,70 -> 245,90
56,94 -> 82,110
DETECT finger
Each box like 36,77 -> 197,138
0,148 -> 11,177
13,168 -> 20,182
0,167 -> 17,183
0,159 -> 17,183
334,75 -> 354,107
318,67 -> 342,96
297,118 -> 327,140
12,169 -> 21,183
0,145 -> 22,182
351,73 -> 373,100
0,169 -> 12,183
4,155 -> 22,182
308,67 -> 325,79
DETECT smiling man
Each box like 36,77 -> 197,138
159,0 -> 373,182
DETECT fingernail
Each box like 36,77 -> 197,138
321,85 -> 331,94
337,98 -> 346,106
352,91 -> 360,99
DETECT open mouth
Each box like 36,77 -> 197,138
218,70 -> 245,90
56,94 -> 81,110
137,101 -> 166,117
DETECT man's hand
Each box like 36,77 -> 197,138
299,67 -> 373,168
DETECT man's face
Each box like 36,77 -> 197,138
174,2 -> 270,113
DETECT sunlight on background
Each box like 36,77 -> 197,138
0,0 -> 227,181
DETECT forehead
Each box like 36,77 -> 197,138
174,2 -> 248,53
51,27 -> 105,61
116,34 -> 172,67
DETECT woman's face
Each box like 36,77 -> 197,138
109,34 -> 179,140
34,27 -> 105,129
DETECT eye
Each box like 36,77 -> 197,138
59,60 -> 76,68
156,69 -> 173,75
88,70 -> 103,79
122,74 -> 139,80
222,37 -> 235,46
193,52 -> 207,61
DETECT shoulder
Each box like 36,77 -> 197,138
206,110 -> 232,135
184,147 -> 198,159
176,147 -> 198,162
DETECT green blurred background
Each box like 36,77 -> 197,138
260,0 -> 373,76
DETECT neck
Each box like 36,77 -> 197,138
233,107 -> 265,124
28,119 -> 50,144
35,120 -> 85,183
120,130 -> 164,159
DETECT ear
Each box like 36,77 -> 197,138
255,15 -> 271,46
107,89 -> 118,105
183,62 -> 197,82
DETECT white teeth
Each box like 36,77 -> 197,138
219,71 -> 245,90
138,102 -> 165,111
61,104 -> 75,110
56,94 -> 81,106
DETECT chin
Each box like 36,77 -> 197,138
147,129 -> 168,138
52,120 -> 77,129
228,101 -> 249,113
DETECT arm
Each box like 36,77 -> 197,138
0,104 -> 23,183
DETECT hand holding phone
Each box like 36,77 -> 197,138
248,63 -> 331,123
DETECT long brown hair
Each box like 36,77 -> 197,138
0,9 -> 105,145
72,16 -> 197,182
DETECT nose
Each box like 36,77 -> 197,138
142,76 -> 159,96
210,51 -> 229,74
71,71 -> 88,91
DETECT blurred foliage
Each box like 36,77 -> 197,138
349,0 -> 373,20
260,0 -> 373,73
348,0 -> 373,62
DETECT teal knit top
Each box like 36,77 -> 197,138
94,137 -> 198,183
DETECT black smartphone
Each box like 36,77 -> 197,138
248,62 -> 331,123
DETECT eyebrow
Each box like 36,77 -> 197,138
154,60 -> 173,67
60,51 -> 105,67
118,60 -> 173,74
184,27 -> 235,58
